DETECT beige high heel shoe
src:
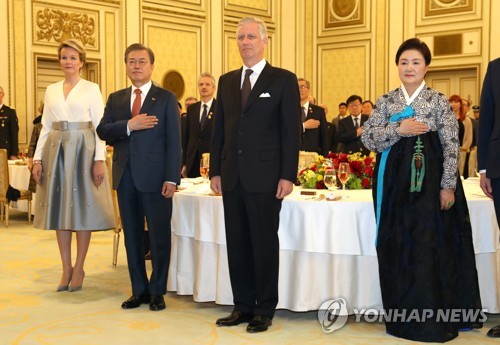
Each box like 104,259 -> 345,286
56,268 -> 73,292
68,271 -> 85,292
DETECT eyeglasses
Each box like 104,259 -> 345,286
127,59 -> 149,67
299,85 -> 309,90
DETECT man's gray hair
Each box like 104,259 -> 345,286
199,72 -> 216,87
237,16 -> 268,40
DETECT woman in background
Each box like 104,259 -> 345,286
27,101 -> 43,193
361,38 -> 482,342
449,94 -> 473,176
32,40 -> 114,292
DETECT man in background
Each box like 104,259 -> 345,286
182,73 -> 216,178
0,86 -> 19,159
336,95 -> 370,156
298,78 -> 329,156
330,102 -> 348,152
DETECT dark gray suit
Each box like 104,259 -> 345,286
210,62 -> 301,317
97,84 -> 181,296
479,57 -> 500,225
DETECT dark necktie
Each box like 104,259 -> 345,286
132,89 -> 142,116
241,69 -> 253,110
200,104 -> 208,130
301,106 -> 307,123
354,117 -> 359,129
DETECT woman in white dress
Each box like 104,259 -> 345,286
32,40 -> 114,292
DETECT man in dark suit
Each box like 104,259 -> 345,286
478,58 -> 500,338
336,94 -> 370,156
0,86 -> 19,159
330,102 -> 348,152
96,43 -> 181,312
298,78 -> 329,156
210,16 -> 301,333
181,73 -> 216,178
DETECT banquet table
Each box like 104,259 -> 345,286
7,160 -> 34,214
167,178 -> 500,313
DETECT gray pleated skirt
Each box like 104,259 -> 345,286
34,122 -> 114,231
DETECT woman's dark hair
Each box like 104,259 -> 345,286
395,38 -> 432,66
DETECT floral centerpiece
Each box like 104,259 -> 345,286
326,152 -> 376,189
297,152 -> 376,190
297,155 -> 331,189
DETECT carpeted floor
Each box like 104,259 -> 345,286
1,209 -> 498,345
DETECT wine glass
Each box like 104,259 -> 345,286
323,169 -> 337,191
200,158 -> 209,182
338,162 -> 351,191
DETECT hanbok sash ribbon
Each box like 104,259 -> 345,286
375,105 -> 415,243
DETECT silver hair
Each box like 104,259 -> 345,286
237,16 -> 268,40
199,72 -> 216,87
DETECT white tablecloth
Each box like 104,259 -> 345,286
7,161 -> 34,214
167,178 -> 500,313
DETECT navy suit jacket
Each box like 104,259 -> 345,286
210,63 -> 301,193
479,58 -> 500,179
336,114 -> 370,156
182,100 -> 216,173
301,104 -> 329,156
96,84 -> 181,191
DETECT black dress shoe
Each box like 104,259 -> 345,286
488,324 -> 500,337
247,315 -> 272,333
149,295 -> 166,311
216,310 -> 253,326
121,294 -> 150,309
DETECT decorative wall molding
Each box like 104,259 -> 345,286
416,0 -> 481,26
33,2 -> 99,49
319,0 -> 371,36
418,28 -> 481,59
324,0 -> 364,28
224,0 -> 273,19
424,0 -> 474,17
318,40 -> 370,111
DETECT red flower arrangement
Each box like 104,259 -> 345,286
325,152 -> 375,189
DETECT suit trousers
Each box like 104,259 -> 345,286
492,177 -> 500,229
117,162 -> 172,296
187,150 -> 201,178
222,180 -> 283,318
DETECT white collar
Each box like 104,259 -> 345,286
401,81 -> 426,105
243,59 -> 266,75
201,98 -> 214,109
132,80 -> 152,96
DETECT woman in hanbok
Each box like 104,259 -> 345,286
361,38 -> 482,342
32,40 -> 114,292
